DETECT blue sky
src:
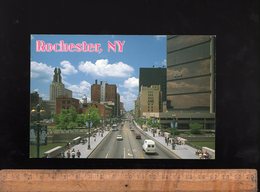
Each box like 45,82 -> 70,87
31,35 -> 166,111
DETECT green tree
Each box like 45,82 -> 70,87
55,107 -> 78,129
76,114 -> 86,127
85,107 -> 101,128
172,128 -> 180,136
190,123 -> 203,134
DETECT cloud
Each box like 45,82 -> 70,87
123,77 -> 139,89
78,59 -> 134,78
31,61 -> 54,82
161,59 -> 166,66
60,60 -> 78,75
67,80 -> 91,100
39,93 -> 49,100
154,35 -> 166,40
120,91 -> 137,111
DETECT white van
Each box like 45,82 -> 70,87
142,139 -> 156,154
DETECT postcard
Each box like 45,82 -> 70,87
30,35 -> 216,159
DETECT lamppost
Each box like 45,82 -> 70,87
86,113 -> 93,150
31,104 -> 45,158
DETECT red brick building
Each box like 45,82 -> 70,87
82,102 -> 113,119
91,80 -> 120,117
105,84 -> 117,102
91,83 -> 101,103
56,96 -> 80,114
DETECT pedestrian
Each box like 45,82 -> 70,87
76,150 -> 81,158
166,138 -> 169,146
67,150 -> 71,158
71,149 -> 75,158
94,135 -> 96,142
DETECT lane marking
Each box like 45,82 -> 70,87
105,152 -> 109,158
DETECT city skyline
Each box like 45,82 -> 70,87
31,35 -> 166,111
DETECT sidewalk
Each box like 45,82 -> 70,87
134,121 -> 199,159
64,130 -> 110,158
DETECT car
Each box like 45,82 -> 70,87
135,134 -> 141,139
116,135 -> 123,141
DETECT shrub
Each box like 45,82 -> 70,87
189,123 -> 203,134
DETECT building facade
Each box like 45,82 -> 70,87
167,35 -> 216,129
137,85 -> 163,117
91,80 -> 119,117
49,68 -> 73,114
139,68 -> 167,103
56,96 -> 80,114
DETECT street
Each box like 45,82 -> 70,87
88,120 -> 177,159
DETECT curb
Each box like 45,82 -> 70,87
133,121 -> 181,159
86,131 -> 112,158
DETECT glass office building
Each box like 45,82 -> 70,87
167,35 -> 215,113
167,35 -> 215,129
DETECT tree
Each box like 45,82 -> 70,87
55,107 -> 78,129
85,107 -> 101,128
190,122 -> 203,134
76,114 -> 85,127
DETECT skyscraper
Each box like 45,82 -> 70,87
49,67 -> 72,114
138,85 -> 163,116
139,68 -> 167,103
167,35 -> 215,113
50,68 -> 65,101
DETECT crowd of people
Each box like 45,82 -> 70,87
195,149 -> 211,159
65,148 -> 81,158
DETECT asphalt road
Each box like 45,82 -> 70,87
88,120 -> 177,159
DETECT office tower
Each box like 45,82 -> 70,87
167,35 -> 215,113
139,68 -> 167,103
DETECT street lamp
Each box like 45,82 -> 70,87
86,113 -> 93,150
31,104 -> 45,158
171,114 -> 178,136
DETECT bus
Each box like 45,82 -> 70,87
112,124 -> 118,131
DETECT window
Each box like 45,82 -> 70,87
167,58 -> 210,81
167,93 -> 210,110
168,41 -> 211,65
167,76 -> 210,95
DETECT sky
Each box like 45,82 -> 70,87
31,35 -> 166,111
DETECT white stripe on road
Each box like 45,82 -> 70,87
105,152 -> 109,158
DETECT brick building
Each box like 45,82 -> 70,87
56,96 -> 80,114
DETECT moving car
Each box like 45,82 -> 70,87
112,124 -> 118,131
142,139 -> 156,154
135,134 -> 141,139
116,135 -> 123,141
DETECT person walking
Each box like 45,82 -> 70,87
66,150 -> 71,158
71,149 -> 76,158
76,150 -> 81,158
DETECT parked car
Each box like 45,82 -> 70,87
116,135 -> 123,141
